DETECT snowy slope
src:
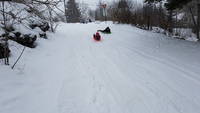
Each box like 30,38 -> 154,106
0,22 -> 200,113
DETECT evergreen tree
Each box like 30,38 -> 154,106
145,0 -> 199,39
145,0 -> 192,10
115,0 -> 132,23
65,0 -> 81,23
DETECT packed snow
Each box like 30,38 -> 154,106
0,22 -> 200,113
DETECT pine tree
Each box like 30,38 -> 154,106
65,0 -> 81,23
116,0 -> 132,23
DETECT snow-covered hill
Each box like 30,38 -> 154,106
0,22 -> 200,113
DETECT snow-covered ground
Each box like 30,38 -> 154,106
151,27 -> 199,42
1,22 -> 200,113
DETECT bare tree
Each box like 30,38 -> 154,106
63,0 -> 67,22
197,3 -> 200,39
0,1 -> 9,65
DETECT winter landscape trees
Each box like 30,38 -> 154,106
145,0 -> 200,39
94,0 -> 199,41
65,0 -> 81,23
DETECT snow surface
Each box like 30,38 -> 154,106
1,22 -> 200,113
151,27 -> 199,42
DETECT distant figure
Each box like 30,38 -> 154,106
93,32 -> 101,41
98,27 -> 111,34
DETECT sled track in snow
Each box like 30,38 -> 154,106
1,23 -> 200,113
55,23 -> 200,113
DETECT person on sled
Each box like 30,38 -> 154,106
93,32 -> 101,41
98,27 -> 111,34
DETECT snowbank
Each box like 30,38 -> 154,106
151,27 -> 199,42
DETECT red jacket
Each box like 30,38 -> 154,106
94,32 -> 101,41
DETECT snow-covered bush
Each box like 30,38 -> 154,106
151,27 -> 199,42
172,28 -> 198,42
0,1 -> 61,43
0,0 -> 62,64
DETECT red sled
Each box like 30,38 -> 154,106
93,32 -> 101,41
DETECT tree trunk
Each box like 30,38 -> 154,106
147,15 -> 150,30
64,0 -> 67,22
2,1 -> 9,65
197,4 -> 200,39
159,2 -> 162,28
2,1 -> 6,28
168,10 -> 173,33
189,6 -> 199,39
